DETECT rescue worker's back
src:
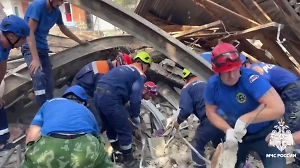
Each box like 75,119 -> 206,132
250,62 -> 299,92
32,98 -> 99,135
96,65 -> 146,113
178,78 -> 206,123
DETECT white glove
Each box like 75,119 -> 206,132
234,118 -> 247,143
225,128 -> 238,148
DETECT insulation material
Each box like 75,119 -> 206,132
214,143 -> 238,168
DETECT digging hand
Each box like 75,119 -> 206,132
234,118 -> 247,143
224,128 -> 238,148
173,121 -> 180,130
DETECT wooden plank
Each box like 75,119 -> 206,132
173,20 -> 222,38
226,0 -> 300,76
228,0 -> 258,21
193,0 -> 260,28
249,0 -> 272,23
220,22 -> 282,41
258,34 -> 300,76
238,39 -> 275,64
273,0 -> 300,40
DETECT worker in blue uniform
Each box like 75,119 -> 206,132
72,53 -> 132,129
0,15 -> 30,150
22,0 -> 88,107
240,55 -> 300,165
173,68 -> 229,168
204,43 -> 286,168
22,85 -> 113,167
242,56 -> 300,133
94,51 -> 152,168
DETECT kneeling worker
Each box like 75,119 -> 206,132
22,85 -> 113,168
73,53 -> 133,129
94,51 -> 152,168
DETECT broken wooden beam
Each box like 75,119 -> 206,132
220,22 -> 283,42
273,0 -> 300,40
173,20 -> 223,38
228,0 -> 257,21
193,0 -> 260,28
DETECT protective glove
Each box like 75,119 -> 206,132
131,117 -> 140,127
234,118 -> 247,143
224,128 -> 238,148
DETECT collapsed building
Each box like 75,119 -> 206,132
1,0 -> 300,167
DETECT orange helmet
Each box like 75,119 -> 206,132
116,53 -> 133,66
211,43 -> 242,73
144,81 -> 158,95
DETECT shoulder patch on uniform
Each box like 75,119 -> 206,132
252,66 -> 264,75
249,74 -> 259,83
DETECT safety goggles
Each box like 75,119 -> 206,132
211,51 -> 240,68
145,85 -> 158,95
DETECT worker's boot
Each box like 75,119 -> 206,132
110,141 -> 123,163
122,150 -> 139,168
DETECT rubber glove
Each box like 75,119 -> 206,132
224,128 -> 238,148
131,117 -> 140,127
234,118 -> 247,143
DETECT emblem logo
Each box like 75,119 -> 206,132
249,75 -> 259,83
269,120 -> 294,152
236,93 -> 246,103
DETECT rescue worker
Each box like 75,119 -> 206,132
114,81 -> 158,162
73,53 -> 133,129
22,85 -> 114,168
22,0 -> 88,107
204,43 -> 286,168
173,68 -> 231,168
240,54 -> 300,165
241,55 -> 300,133
0,15 -> 30,150
94,51 -> 152,168
142,81 -> 158,100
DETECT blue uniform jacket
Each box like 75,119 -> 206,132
250,62 -> 299,93
0,36 -> 10,62
74,60 -> 114,97
31,98 -> 99,135
96,63 -> 146,118
177,77 -> 206,124
204,68 -> 272,133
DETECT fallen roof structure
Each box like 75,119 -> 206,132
134,0 -> 300,77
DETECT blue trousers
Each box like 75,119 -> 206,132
94,90 -> 132,150
0,107 -> 10,144
21,47 -> 53,107
281,85 -> 300,133
192,118 -> 225,167
236,121 -> 286,168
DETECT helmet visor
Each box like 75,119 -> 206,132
145,85 -> 158,95
212,51 -> 240,68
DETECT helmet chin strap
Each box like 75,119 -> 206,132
3,34 -> 20,49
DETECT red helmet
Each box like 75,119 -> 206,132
211,43 -> 242,73
116,53 -> 133,66
144,81 -> 158,95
